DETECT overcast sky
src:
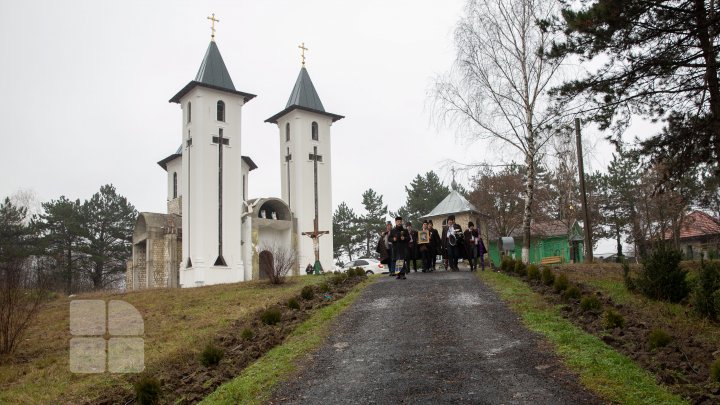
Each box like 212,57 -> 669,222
1,1 -> 645,254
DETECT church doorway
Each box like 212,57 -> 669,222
259,250 -> 273,280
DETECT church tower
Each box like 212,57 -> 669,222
266,47 -> 343,272
169,31 -> 256,286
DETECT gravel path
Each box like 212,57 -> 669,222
270,270 -> 604,404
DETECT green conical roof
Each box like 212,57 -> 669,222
286,67 -> 324,111
195,41 -> 235,91
265,66 -> 344,123
169,41 -> 255,104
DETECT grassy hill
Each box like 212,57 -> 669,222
0,275 -> 330,404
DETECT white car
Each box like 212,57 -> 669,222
342,258 -> 386,275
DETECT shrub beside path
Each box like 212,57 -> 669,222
269,271 -> 602,404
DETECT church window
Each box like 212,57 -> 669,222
285,122 -> 290,142
217,100 -> 225,122
311,122 -> 319,141
172,172 -> 178,199
187,102 -> 192,123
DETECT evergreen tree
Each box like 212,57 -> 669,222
357,189 -> 388,258
82,184 -> 137,289
549,0 -> 720,179
0,198 -> 46,355
34,197 -> 86,294
332,202 -> 362,263
395,172 -> 450,225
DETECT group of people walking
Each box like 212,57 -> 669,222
375,214 -> 487,280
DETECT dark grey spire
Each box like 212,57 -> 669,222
265,66 -> 344,123
170,41 -> 255,104
286,67 -> 324,111
195,41 -> 235,91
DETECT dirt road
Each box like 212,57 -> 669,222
270,270 -> 603,404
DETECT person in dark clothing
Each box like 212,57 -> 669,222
441,215 -> 463,271
375,221 -> 394,275
418,221 -> 431,272
405,222 -> 419,272
389,216 -> 409,279
464,222 -> 481,271
428,220 -> 441,271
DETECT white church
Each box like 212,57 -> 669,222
125,26 -> 342,289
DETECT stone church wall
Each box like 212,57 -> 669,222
151,239 -> 166,287
135,244 -> 147,288
167,197 -> 182,216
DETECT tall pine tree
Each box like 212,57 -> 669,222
332,202 -> 362,263
82,184 -> 137,289
357,189 -> 388,258
395,172 -> 450,225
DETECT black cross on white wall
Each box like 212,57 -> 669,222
212,129 -> 229,266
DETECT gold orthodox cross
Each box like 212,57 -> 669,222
298,42 -> 308,66
207,13 -> 220,41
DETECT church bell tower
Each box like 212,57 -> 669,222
169,18 -> 256,286
265,44 -> 344,272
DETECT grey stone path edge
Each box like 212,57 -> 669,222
270,270 -> 604,404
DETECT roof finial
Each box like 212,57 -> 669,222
451,167 -> 458,190
298,42 -> 309,67
207,13 -> 220,41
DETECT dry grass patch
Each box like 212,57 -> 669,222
0,276 -> 328,404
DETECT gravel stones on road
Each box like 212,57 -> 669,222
270,271 -> 603,404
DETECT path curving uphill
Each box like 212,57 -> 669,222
270,271 -> 603,404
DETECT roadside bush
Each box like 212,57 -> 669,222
501,256 -> 515,273
637,245 -> 689,303
562,285 -> 581,300
622,261 -> 636,292
604,310 -> 625,329
711,358 -> 720,383
287,297 -> 300,310
134,374 -> 161,405
514,261 -> 527,276
355,267 -> 368,277
200,343 -> 224,367
527,264 -> 540,281
241,328 -> 254,340
300,285 -> 314,300
691,260 -> 720,320
553,274 -> 569,292
580,296 -> 601,313
541,267 -> 555,286
648,328 -> 672,350
330,273 -> 347,285
260,307 -> 282,325
318,282 -> 331,293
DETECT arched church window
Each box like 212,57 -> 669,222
187,102 -> 192,123
311,122 -> 319,141
217,100 -> 225,122
285,122 -> 290,142
172,172 -> 178,199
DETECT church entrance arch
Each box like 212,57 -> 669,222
259,250 -> 273,280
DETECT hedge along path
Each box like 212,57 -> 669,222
200,276 -> 375,405
477,271 -> 687,405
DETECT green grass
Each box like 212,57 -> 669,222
0,275 -> 334,404
478,271 -> 687,405
200,276 -> 374,405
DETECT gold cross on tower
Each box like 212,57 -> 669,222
298,42 -> 309,67
207,13 -> 220,41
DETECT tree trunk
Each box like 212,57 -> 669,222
693,0 -> 720,165
522,142 -> 536,264
615,224 -> 623,261
66,247 -> 72,295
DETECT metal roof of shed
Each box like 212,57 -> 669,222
421,190 -> 478,219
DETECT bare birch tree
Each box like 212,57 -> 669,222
433,0 -> 565,262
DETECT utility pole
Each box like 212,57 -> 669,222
575,118 -> 593,263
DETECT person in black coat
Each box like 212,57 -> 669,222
427,220 -> 441,271
441,215 -> 463,271
389,216 -> 409,279
405,222 -> 419,272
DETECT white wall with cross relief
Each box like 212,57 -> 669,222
277,110 -> 335,272
179,86 -> 248,287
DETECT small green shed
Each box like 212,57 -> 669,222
488,220 -> 584,265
